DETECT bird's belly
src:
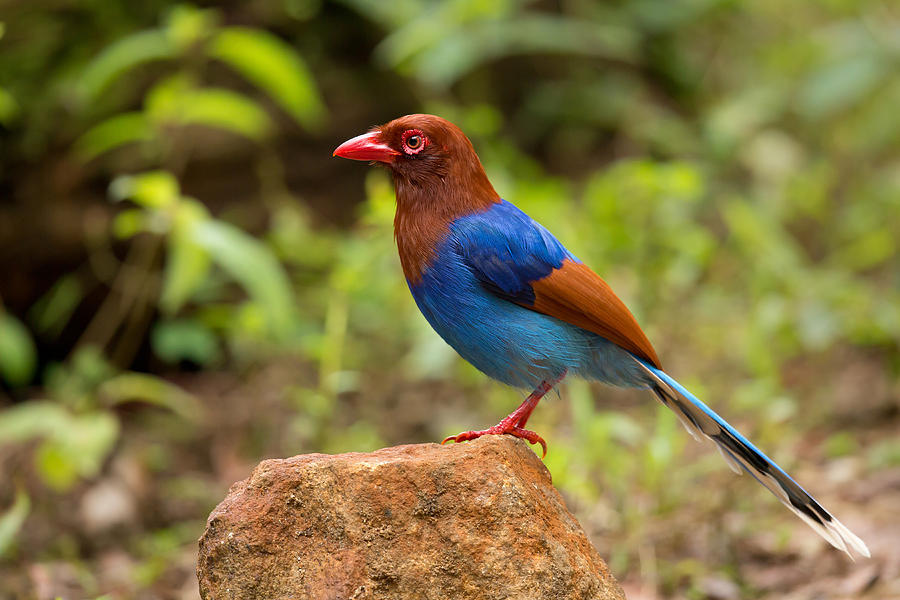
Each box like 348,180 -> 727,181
409,257 -> 645,390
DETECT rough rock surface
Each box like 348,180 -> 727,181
198,435 -> 626,600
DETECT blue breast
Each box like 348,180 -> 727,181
407,201 -> 646,390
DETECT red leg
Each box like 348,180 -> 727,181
441,371 -> 566,458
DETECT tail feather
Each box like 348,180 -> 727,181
633,358 -> 869,559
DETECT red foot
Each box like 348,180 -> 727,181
440,372 -> 566,459
442,425 -> 547,458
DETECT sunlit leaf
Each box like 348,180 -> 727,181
0,86 -> 18,126
160,200 -> 212,314
109,170 -> 179,209
164,4 -> 218,51
1,403 -> 120,491
192,219 -> 297,340
77,29 -> 177,105
177,88 -> 273,140
74,112 -> 154,161
0,312 -> 37,387
146,77 -> 274,141
0,487 -> 30,557
112,208 -> 149,239
99,373 -> 204,422
209,27 -> 326,130
0,401 -> 68,443
35,409 -> 119,491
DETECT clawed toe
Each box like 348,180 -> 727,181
440,426 -> 548,458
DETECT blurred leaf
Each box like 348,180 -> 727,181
110,170 -> 179,209
378,15 -> 637,89
0,312 -> 37,387
35,442 -> 80,490
164,4 -> 218,51
0,401 -> 68,443
144,74 -> 273,140
192,219 -> 298,340
112,208 -> 150,239
160,200 -> 212,314
209,27 -> 326,130
0,487 -> 30,557
77,29 -> 177,105
99,373 -> 203,422
50,411 -> 119,485
44,346 -> 117,407
28,275 -> 84,337
799,54 -> 887,119
179,88 -> 273,140
1,404 -> 120,491
824,431 -> 859,458
74,112 -> 154,161
152,318 -> 220,365
0,86 -> 18,125
835,227 -> 895,270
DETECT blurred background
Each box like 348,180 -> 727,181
1,0 -> 898,598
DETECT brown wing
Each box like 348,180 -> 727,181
528,259 -> 661,368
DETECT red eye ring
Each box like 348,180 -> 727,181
401,129 -> 427,155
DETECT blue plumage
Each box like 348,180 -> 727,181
334,113 -> 869,558
409,200 -> 647,390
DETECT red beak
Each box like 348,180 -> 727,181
332,131 -> 400,163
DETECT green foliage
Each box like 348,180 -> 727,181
0,488 -> 30,557
0,399 -> 119,491
73,3 -> 325,165
209,27 -> 325,129
0,347 -> 202,492
0,311 -> 37,387
1,0 -> 898,597
109,170 -> 300,353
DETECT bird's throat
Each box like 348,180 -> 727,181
393,170 -> 499,285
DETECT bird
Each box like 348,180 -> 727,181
333,113 -> 869,558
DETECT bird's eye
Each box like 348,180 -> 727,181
401,129 -> 427,154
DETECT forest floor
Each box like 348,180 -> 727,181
2,359 -> 898,599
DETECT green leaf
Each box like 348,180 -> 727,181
99,373 -> 203,422
35,442 -> 80,490
151,319 -> 220,366
160,200 -> 212,314
16,408 -> 119,491
377,15 -> 637,89
164,4 -> 218,51
177,88 -> 273,141
109,170 -> 179,209
78,29 -> 177,105
192,219 -> 297,339
0,86 -> 19,126
112,208 -> 150,239
74,112 -> 154,161
0,399 -> 120,491
799,54 -> 887,120
28,275 -> 84,337
209,27 -> 326,130
0,312 -> 37,387
146,76 -> 274,141
0,401 -> 69,444
0,487 -> 30,557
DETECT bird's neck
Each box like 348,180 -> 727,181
393,162 -> 499,285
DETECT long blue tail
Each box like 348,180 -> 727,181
633,358 -> 869,558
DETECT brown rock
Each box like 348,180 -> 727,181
198,435 -> 626,600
